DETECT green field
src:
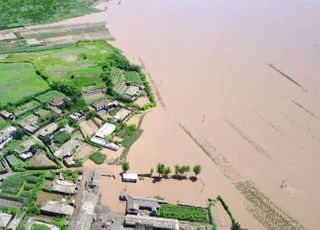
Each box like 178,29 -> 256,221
0,0 -> 97,29
158,204 -> 209,223
0,41 -> 113,89
35,90 -> 65,103
15,100 -> 41,116
0,63 -> 49,105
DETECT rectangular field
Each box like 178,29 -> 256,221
157,204 -> 209,223
35,90 -> 65,103
0,63 -> 49,105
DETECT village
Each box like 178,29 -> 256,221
0,60 -> 226,229
0,80 -> 223,230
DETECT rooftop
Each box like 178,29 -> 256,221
95,123 -> 116,139
124,215 -> 179,230
41,201 -> 74,216
52,180 -> 77,195
114,108 -> 131,122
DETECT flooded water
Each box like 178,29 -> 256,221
105,0 -> 320,229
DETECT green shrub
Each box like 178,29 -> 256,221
62,170 -> 79,183
89,151 -> 106,165
53,131 -> 71,146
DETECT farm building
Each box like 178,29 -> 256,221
88,169 -> 101,189
95,123 -> 116,139
26,218 -> 59,230
15,139 -> 36,155
122,173 -> 138,183
0,110 -> 15,120
38,123 -> 59,139
125,195 -> 161,216
41,201 -> 74,216
50,96 -> 69,108
52,180 -> 77,195
19,152 -> 33,160
124,215 -> 179,230
54,139 -> 79,159
0,126 -> 16,144
0,212 -> 13,228
69,111 -> 86,122
92,99 -> 117,111
114,108 -> 131,122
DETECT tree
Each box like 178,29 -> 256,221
174,165 -> 180,176
42,134 -> 52,145
12,127 -> 25,140
193,165 -> 202,177
58,118 -> 68,128
157,163 -> 165,177
150,168 -> 154,176
122,161 -> 130,172
163,167 -> 171,178
231,222 -> 242,230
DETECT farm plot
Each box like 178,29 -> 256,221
15,100 -> 41,117
35,90 -> 65,103
5,154 -> 27,171
79,119 -> 99,137
0,174 -> 26,195
0,40 -> 112,89
0,63 -> 49,105
26,151 -> 55,166
157,204 -> 209,223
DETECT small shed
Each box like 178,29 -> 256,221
122,173 -> 138,183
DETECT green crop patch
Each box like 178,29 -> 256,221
158,204 -> 209,223
35,90 -> 65,103
0,63 -> 49,105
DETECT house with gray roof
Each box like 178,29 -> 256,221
0,212 -> 13,228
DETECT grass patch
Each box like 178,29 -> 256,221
124,71 -> 142,85
89,151 -> 106,165
0,63 -> 49,105
32,224 -> 51,230
117,124 -> 143,149
0,117 -> 9,130
158,204 -> 209,223
35,90 -> 65,103
0,0 -> 97,29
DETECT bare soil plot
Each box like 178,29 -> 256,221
83,91 -> 107,104
73,143 -> 97,160
80,119 -> 99,137
211,201 -> 232,230
126,114 -> 142,126
134,96 -> 150,107
26,151 -> 55,166
36,191 -> 64,206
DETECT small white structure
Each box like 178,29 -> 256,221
122,173 -> 138,183
19,152 -> 33,160
95,123 -> 116,139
